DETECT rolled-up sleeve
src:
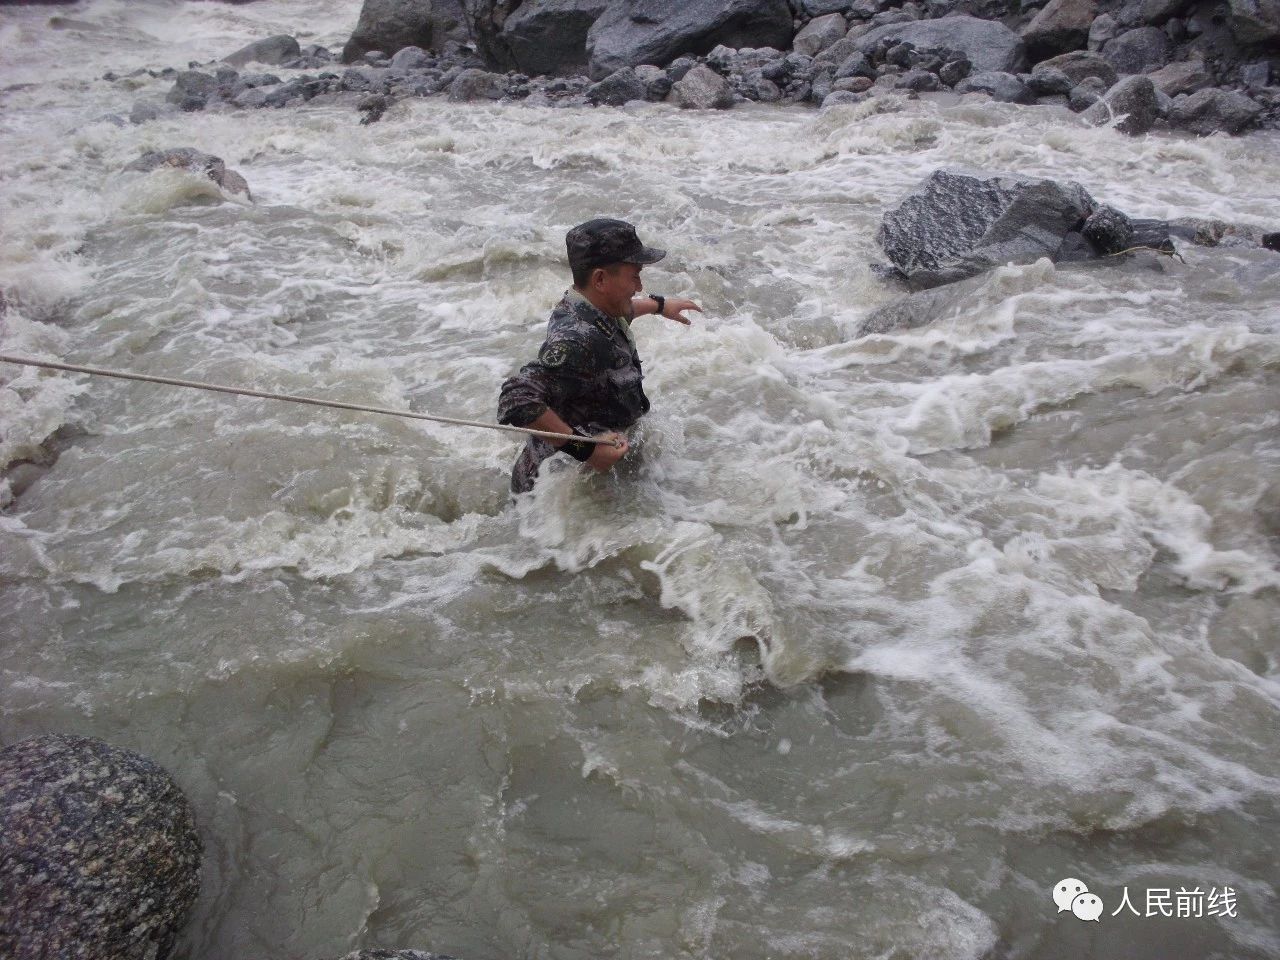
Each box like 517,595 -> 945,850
497,337 -> 596,428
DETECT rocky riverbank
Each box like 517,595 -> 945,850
98,0 -> 1279,136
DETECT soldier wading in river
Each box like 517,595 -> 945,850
497,218 -> 702,494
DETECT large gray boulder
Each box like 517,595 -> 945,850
497,0 -> 608,74
1228,0 -> 1280,43
586,0 -> 794,79
1020,0 -> 1096,63
342,0 -> 468,63
1101,26 -> 1170,74
877,170 -> 1177,290
1168,88 -> 1263,135
223,34 -> 300,67
668,62 -> 737,107
878,169 -> 1098,289
0,735 -> 202,960
1083,75 -> 1160,134
853,15 -> 1026,73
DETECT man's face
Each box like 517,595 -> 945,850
592,262 -> 643,315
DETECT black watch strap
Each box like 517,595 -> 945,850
560,428 -> 596,463
650,294 -> 665,316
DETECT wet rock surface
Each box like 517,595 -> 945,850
0,735 -> 202,960
124,147 -> 252,199
100,0 -> 1275,135
876,168 -> 1174,289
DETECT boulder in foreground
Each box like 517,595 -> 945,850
0,734 -> 202,960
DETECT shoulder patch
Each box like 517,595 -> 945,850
541,342 -> 571,368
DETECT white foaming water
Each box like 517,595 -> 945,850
2,2 -> 1279,959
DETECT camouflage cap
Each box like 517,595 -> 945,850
566,218 -> 667,273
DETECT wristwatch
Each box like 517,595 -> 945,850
650,294 -> 665,317
560,427 -> 596,463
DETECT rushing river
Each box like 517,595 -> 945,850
2,2 -> 1279,958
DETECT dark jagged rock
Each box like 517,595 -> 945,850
834,51 -> 876,78
669,62 -> 737,108
853,15 -> 1026,73
343,0 -> 468,64
1083,74 -> 1160,134
587,65 -> 648,104
1081,203 -> 1134,253
124,147 -> 252,199
164,70 -> 218,110
876,169 -> 1164,289
633,63 -> 673,99
1168,87 -> 1263,134
938,57 -> 972,85
0,735 -> 202,960
223,34 -> 300,67
499,0 -> 608,75
1020,0 -> 1097,62
358,93 -> 391,122
586,0 -> 794,79
897,67 -> 942,90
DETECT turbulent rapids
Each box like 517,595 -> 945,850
1,2 -> 1279,959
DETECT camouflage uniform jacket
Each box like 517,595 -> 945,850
497,288 -> 650,493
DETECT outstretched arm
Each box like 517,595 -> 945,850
631,296 -> 702,326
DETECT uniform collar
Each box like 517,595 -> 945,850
565,287 -> 617,319
565,287 -> 634,344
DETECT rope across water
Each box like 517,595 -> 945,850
0,354 -> 614,446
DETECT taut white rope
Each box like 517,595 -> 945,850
0,354 -> 614,446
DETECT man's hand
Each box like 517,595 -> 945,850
658,297 -> 701,326
586,432 -> 629,472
